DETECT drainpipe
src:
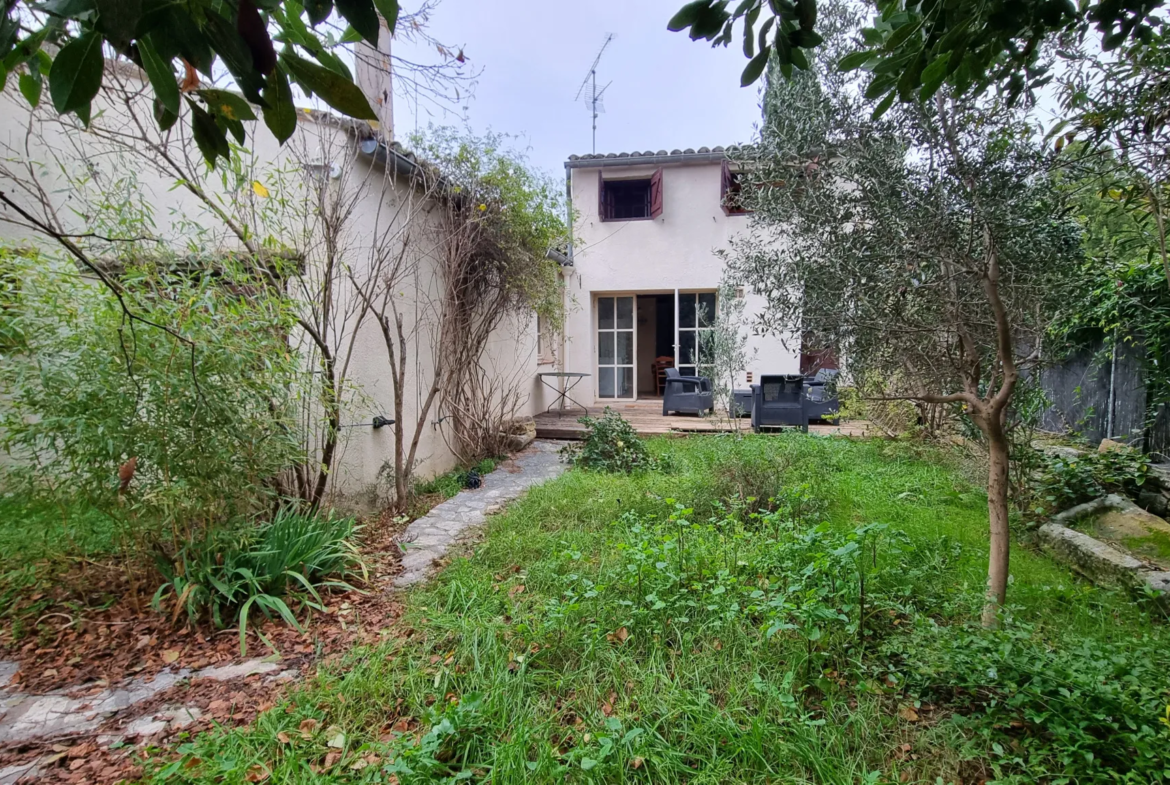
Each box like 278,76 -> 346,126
561,163 -> 574,397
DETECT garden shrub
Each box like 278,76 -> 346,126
0,249 -> 303,551
561,408 -> 665,473
1029,448 -> 1150,516
153,507 -> 365,652
709,449 -> 790,514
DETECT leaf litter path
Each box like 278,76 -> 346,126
0,440 -> 565,784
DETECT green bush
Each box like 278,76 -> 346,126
152,507 -> 365,652
561,408 -> 665,473
0,249 -> 303,548
1030,448 -> 1150,516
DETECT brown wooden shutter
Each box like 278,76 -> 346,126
598,170 -> 607,221
649,167 -> 663,219
720,159 -> 732,215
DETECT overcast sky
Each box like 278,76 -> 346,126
391,0 -> 766,178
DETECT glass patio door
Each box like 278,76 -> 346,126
677,291 -> 716,377
597,295 -> 635,399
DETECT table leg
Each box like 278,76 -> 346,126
562,377 -> 588,416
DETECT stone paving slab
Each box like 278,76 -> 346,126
0,658 -> 292,747
394,440 -> 566,587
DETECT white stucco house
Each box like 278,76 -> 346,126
554,148 -> 801,404
0,33 -> 559,508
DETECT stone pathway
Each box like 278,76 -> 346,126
0,659 -> 292,783
395,440 -> 566,587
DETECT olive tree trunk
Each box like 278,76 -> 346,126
981,417 -> 1011,627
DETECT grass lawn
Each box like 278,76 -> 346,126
127,435 -> 1169,782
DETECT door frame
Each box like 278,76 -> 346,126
593,293 -> 638,401
675,289 -> 718,378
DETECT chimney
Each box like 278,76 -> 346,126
355,19 -> 393,140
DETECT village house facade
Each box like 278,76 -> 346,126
555,149 -> 800,404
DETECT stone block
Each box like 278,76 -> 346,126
1138,490 -> 1169,518
1036,522 -> 1143,588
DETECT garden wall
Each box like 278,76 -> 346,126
0,65 -> 545,510
1040,337 -> 1169,461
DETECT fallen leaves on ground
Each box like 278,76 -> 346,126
0,510 -> 414,785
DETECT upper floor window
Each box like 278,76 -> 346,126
721,159 -> 752,215
599,169 -> 663,221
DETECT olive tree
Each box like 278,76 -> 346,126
669,0 -> 1166,105
700,279 -> 756,431
728,51 -> 1082,625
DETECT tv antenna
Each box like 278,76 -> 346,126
574,33 -> 615,154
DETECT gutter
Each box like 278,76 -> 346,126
358,137 -> 423,179
564,151 -> 730,170
546,248 -> 571,266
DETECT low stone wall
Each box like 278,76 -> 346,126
1036,494 -> 1170,602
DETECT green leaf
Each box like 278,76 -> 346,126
791,28 -> 822,48
373,0 -> 400,34
918,51 -> 951,88
580,758 -> 598,771
262,68 -> 297,143
335,0 -> 379,43
18,69 -> 41,108
202,10 -> 264,102
304,0 -> 333,26
36,0 -> 96,18
788,45 -> 809,70
864,72 -> 897,100
741,49 -> 769,87
153,97 -> 178,131
137,34 -> 178,115
199,89 -> 257,122
871,90 -> 896,119
189,98 -> 230,165
837,50 -> 873,71
220,114 -> 247,145
0,13 -> 21,60
49,32 -> 104,114
281,52 -> 376,120
668,0 -> 709,32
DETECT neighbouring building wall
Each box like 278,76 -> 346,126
565,158 -> 799,404
0,65 -> 541,510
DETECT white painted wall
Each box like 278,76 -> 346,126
0,65 -> 543,509
564,159 -> 799,404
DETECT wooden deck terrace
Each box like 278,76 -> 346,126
533,398 -> 869,440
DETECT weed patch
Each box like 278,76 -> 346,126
142,436 -> 1170,783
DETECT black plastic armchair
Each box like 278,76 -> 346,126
803,368 -> 840,422
750,375 -> 808,432
662,367 -> 715,416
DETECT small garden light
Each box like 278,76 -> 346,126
372,416 -> 395,429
